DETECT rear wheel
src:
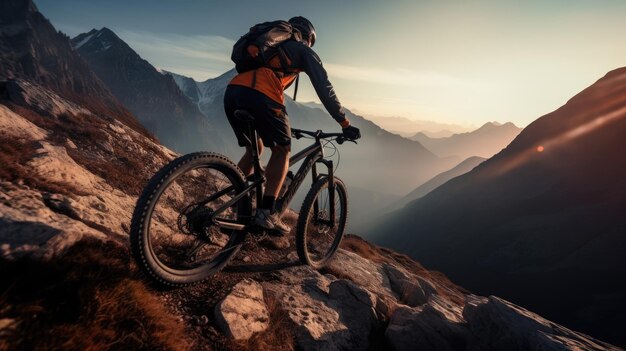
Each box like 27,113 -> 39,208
296,176 -> 348,269
130,152 -> 251,286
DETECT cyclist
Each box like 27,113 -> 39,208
224,16 -> 360,235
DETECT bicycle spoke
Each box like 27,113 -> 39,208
147,165 -> 240,271
304,183 -> 344,264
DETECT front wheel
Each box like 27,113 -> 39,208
130,152 -> 251,286
296,176 -> 348,269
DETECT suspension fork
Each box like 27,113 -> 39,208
316,159 -> 335,227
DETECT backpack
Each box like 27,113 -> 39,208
231,20 -> 301,74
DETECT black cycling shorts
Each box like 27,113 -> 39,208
224,85 -> 291,148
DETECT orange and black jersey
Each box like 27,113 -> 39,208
229,39 -> 349,127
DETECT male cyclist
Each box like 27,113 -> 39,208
224,16 -> 360,235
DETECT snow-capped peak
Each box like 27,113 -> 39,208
71,28 -> 116,52
73,33 -> 94,49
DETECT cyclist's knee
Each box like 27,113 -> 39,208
244,139 -> 264,155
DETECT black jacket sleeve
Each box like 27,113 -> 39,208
283,41 -> 347,125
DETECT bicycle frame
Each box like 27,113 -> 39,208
210,124 -> 336,231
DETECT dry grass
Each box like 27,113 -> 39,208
61,91 -> 157,143
340,234 -> 387,264
0,240 -> 193,351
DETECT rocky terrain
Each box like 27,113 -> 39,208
0,71 -> 621,351
1,1 -> 622,350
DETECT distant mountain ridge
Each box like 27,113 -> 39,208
71,28 -> 229,154
386,156 -> 486,213
164,69 -> 236,117
410,121 -> 522,159
369,115 -> 472,138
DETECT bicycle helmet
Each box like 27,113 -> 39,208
289,16 -> 316,47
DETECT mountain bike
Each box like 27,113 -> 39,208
130,109 -> 358,286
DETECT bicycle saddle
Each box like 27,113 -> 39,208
234,109 -> 255,122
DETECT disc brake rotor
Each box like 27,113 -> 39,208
177,202 -> 215,241
316,210 -> 331,235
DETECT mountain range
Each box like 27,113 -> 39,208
410,122 -> 522,159
384,156 -> 487,214
368,115 -> 473,138
0,0 -> 149,138
371,66 -> 626,346
68,27 -> 472,232
71,28 -> 228,154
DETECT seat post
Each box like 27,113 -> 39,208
247,123 -> 261,174
247,122 -> 264,203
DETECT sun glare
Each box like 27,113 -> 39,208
537,146 -> 544,152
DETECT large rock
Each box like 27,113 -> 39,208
327,249 -> 394,298
463,295 -> 621,351
386,294 -> 468,351
263,266 -> 378,351
0,182 -> 108,260
0,87 -> 166,260
0,104 -> 48,140
384,263 -> 437,307
27,142 -> 100,190
4,79 -> 91,117
214,279 -> 269,341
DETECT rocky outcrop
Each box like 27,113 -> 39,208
0,102 -> 47,140
386,294 -> 621,351
262,265 -> 378,351
215,279 -> 269,340
3,79 -> 91,117
0,81 -> 173,260
463,296 -> 619,351
387,296 -> 467,351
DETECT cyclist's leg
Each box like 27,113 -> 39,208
224,85 -> 291,213
254,143 -> 291,234
237,137 -> 263,176
265,144 -> 290,198
253,103 -> 290,214
224,85 -> 261,176
256,143 -> 291,234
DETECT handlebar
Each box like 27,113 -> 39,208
291,128 -> 358,145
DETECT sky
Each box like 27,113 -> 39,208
37,0 -> 626,128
